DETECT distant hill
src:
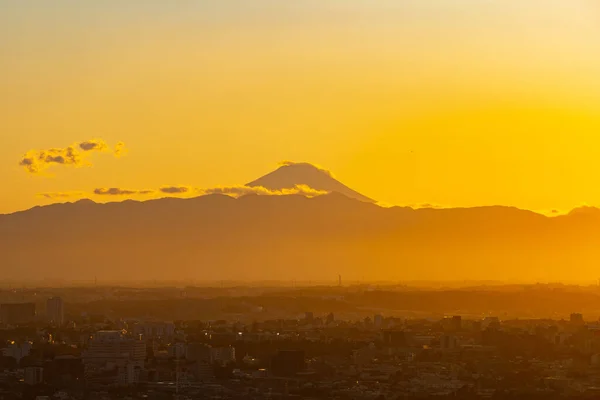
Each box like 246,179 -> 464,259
1,193 -> 600,283
247,162 -> 374,203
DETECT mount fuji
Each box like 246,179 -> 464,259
247,162 -> 374,203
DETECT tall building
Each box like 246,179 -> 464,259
326,313 -> 335,325
83,331 -> 146,387
46,297 -> 64,326
451,316 -> 462,331
570,313 -> 584,325
169,342 -> 187,359
304,312 -> 314,323
0,303 -> 36,325
441,334 -> 459,350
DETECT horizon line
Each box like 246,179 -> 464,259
1,191 -> 596,218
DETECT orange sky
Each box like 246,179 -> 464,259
2,1 -> 600,214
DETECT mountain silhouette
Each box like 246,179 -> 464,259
1,191 -> 600,283
247,162 -> 374,203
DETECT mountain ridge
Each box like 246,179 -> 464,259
4,193 -> 596,218
1,193 -> 600,282
3,162 -> 600,282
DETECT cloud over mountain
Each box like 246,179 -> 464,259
20,139 -> 126,174
279,161 -> 334,178
202,184 -> 327,197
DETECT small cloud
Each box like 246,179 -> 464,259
20,146 -> 85,174
79,139 -> 109,152
20,139 -> 126,175
160,186 -> 191,194
534,208 -> 573,217
279,161 -> 334,178
114,142 -> 127,158
538,209 -> 566,217
94,188 -> 153,196
37,192 -> 86,200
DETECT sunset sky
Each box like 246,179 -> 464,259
2,1 -> 600,214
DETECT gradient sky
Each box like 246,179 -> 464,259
2,0 -> 600,214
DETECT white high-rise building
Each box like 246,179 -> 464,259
46,297 -> 64,326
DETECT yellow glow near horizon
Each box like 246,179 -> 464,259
1,1 -> 600,214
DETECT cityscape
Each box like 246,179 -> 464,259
0,285 -> 597,399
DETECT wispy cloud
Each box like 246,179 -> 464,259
114,142 -> 127,158
202,184 -> 327,197
43,184 -> 330,201
37,192 -> 86,200
279,161 -> 334,178
38,183 -> 330,203
160,186 -> 191,194
20,139 -> 126,174
94,188 -> 153,196
79,139 -> 109,152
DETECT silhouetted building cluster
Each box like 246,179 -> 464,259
2,286 -> 600,399
0,302 -> 35,325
